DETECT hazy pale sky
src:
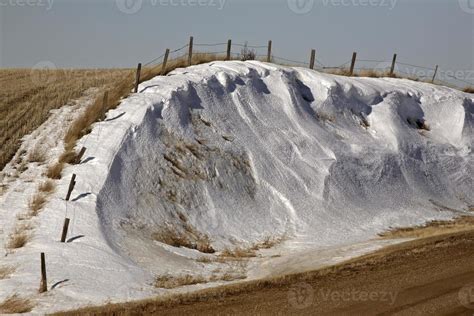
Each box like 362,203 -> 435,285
0,0 -> 473,86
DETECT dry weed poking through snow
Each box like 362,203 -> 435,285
152,212 -> 215,253
0,266 -> 15,279
463,86 -> 474,94
6,224 -> 31,249
27,145 -> 47,164
28,192 -> 47,217
154,272 -> 246,289
38,180 -> 55,193
0,294 -> 34,314
379,216 -> 474,239
45,162 -> 64,180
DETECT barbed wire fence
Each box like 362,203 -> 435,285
135,37 -> 473,92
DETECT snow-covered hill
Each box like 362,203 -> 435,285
1,61 -> 472,313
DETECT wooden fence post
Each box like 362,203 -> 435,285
39,253 -> 47,293
309,49 -> 316,70
188,36 -> 194,66
162,49 -> 170,75
432,65 -> 438,83
349,52 -> 357,76
134,63 -> 141,93
389,53 -> 397,76
60,218 -> 70,243
226,39 -> 232,61
75,147 -> 86,164
65,174 -> 76,201
267,40 -> 272,62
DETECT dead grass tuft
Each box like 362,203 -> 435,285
58,150 -> 79,164
6,226 -> 30,249
38,180 -> 55,193
220,247 -> 257,259
153,225 -> 215,254
0,294 -> 34,314
153,212 -> 215,253
27,146 -> 46,163
155,274 -> 208,289
45,162 -> 64,179
463,86 -> 474,94
28,192 -> 47,216
0,266 -> 15,279
316,111 -> 336,123
379,216 -> 474,239
155,272 -> 246,289
407,118 -> 430,131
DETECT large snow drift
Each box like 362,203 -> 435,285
1,61 -> 473,312
99,61 -> 473,256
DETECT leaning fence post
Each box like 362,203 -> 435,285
432,65 -> 438,83
267,40 -> 272,62
60,218 -> 70,243
134,63 -> 142,93
226,39 -> 232,61
75,147 -> 86,164
188,36 -> 194,66
39,253 -> 47,293
309,49 -> 316,70
162,49 -> 170,75
349,52 -> 357,76
65,174 -> 76,201
389,53 -> 397,76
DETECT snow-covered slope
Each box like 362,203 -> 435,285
1,61 -> 473,313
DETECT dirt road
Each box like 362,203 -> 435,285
59,229 -> 474,315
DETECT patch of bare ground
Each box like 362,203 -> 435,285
379,215 -> 474,239
0,266 -> 14,279
0,294 -> 34,314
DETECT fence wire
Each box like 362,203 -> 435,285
137,40 -> 472,90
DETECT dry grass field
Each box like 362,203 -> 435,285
0,68 -> 131,170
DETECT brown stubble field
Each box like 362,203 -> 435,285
0,68 -> 131,170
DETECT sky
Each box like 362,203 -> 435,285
0,0 -> 473,86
